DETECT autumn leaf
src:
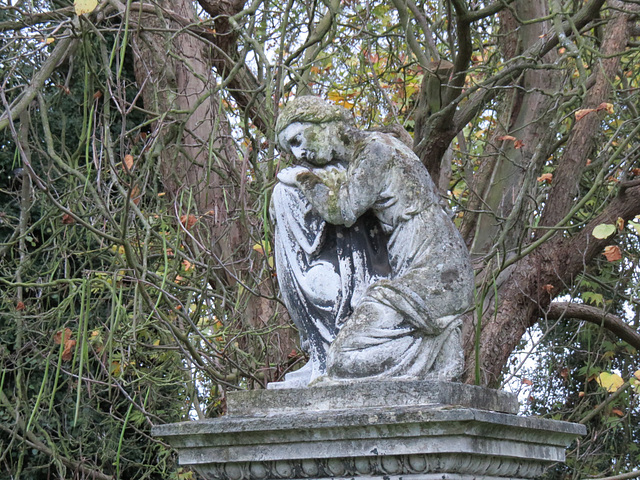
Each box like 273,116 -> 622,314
611,408 -> 624,417
74,0 -> 98,16
123,154 -> 134,172
54,328 -> 72,345
93,90 -> 103,100
616,217 -> 625,232
62,339 -> 77,361
180,214 -> 197,230
54,328 -> 76,361
327,91 -> 354,109
542,284 -> 554,294
497,135 -> 516,142
575,108 -> 596,121
537,173 -> 553,183
129,184 -> 142,205
597,371 -> 624,392
62,213 -> 75,224
603,245 -> 622,262
182,259 -> 194,271
46,37 -> 55,44
522,378 -> 533,386
597,102 -> 614,114
514,139 -> 525,149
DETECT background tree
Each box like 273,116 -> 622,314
1,0 -> 639,478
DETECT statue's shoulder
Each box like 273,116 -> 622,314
354,131 -> 402,160
355,131 -> 420,167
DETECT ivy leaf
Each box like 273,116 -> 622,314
592,223 -> 616,239
583,292 -> 604,306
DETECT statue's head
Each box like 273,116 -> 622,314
276,96 -> 354,166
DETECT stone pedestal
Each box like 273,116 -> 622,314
152,381 -> 585,480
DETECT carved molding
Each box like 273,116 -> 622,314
195,453 -> 547,480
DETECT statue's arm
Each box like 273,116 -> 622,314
296,162 -> 380,227
296,170 -> 347,226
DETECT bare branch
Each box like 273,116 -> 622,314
545,302 -> 640,350
0,6 -> 74,31
0,35 -> 77,133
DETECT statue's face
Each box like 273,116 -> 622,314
278,122 -> 346,166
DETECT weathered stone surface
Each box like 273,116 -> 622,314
152,381 -> 586,480
272,96 -> 474,385
228,380 -> 519,415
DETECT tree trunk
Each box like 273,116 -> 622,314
129,0 -> 294,380
462,0 -> 639,386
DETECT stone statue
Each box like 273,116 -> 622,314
271,96 -> 473,386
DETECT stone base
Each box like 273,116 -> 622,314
152,381 -> 585,480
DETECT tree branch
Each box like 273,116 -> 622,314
0,35 -> 77,133
545,302 -> 640,350
0,6 -> 74,31
588,471 -> 640,480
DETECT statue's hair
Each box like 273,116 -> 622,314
275,96 -> 353,139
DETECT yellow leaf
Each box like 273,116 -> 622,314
327,91 -> 354,109
634,370 -> 640,381
596,371 -> 624,393
46,37 -> 55,44
252,244 -> 265,255
74,0 -> 98,16
110,244 -> 126,255
110,360 -> 121,376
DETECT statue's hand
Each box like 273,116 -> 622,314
296,170 -> 323,189
277,165 -> 310,186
